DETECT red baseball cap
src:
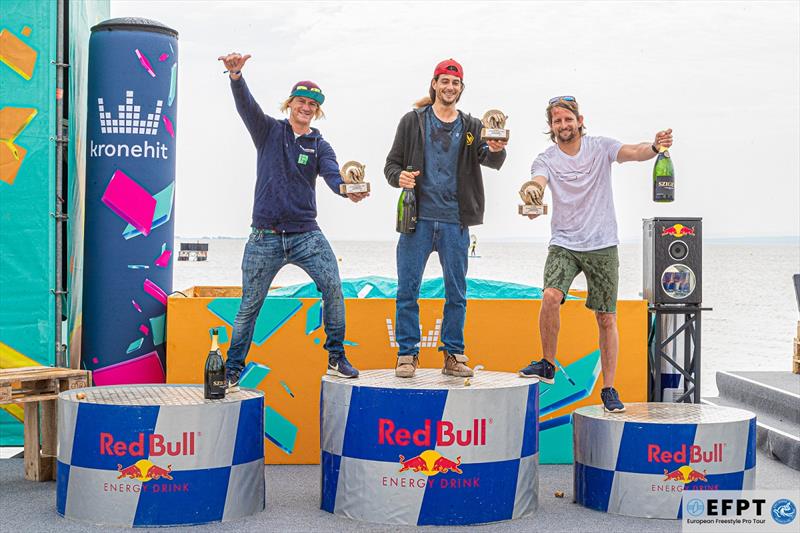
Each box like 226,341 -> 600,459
433,59 -> 463,79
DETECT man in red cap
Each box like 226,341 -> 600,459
217,52 -> 368,389
385,59 -> 508,378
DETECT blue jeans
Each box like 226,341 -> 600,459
226,230 -> 345,375
395,219 -> 469,357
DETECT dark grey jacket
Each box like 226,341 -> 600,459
384,105 -> 506,227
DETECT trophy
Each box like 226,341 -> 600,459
480,109 -> 510,142
339,160 -> 370,194
518,180 -> 548,216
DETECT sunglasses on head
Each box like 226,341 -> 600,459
295,85 -> 321,93
549,95 -> 576,104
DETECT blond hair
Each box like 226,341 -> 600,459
280,97 -> 325,120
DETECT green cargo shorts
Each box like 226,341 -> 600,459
543,245 -> 619,313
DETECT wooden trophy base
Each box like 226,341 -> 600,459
340,182 -> 370,194
519,204 -> 548,215
480,128 -> 510,142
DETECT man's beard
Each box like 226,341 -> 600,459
437,91 -> 457,106
558,129 -> 576,142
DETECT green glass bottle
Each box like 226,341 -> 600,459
396,166 -> 417,233
653,147 -> 675,202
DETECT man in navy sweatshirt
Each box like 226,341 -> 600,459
218,52 -> 367,389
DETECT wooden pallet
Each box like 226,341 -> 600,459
0,367 -> 92,481
794,321 -> 800,375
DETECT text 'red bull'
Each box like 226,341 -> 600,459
647,443 -> 723,463
378,419 -> 487,447
100,432 -> 196,457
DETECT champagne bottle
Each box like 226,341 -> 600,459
204,328 -> 226,399
653,147 -> 675,202
396,165 -> 417,233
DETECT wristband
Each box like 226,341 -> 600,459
651,144 -> 658,153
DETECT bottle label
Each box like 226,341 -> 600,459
654,175 -> 675,201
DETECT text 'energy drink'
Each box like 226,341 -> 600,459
396,165 -> 417,233
204,328 -> 225,399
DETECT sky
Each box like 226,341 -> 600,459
111,1 -> 800,241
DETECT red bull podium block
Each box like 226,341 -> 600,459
56,385 -> 265,527
320,369 -> 539,525
573,403 -> 756,519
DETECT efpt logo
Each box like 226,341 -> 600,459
772,499 -> 797,525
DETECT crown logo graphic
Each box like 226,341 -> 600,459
98,90 -> 162,135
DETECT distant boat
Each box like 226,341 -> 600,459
178,242 -> 208,262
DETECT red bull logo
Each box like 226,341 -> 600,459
661,223 -> 695,238
397,450 -> 463,476
116,459 -> 173,482
100,431 -> 196,457
647,443 -> 723,464
378,418 -> 488,447
662,466 -> 707,484
107,459 -> 187,494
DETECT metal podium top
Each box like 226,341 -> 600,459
59,384 -> 262,405
322,368 -> 532,390
575,402 -> 755,424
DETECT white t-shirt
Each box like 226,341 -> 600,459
531,136 -> 623,251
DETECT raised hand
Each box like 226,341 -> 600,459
654,128 -> 673,150
217,53 -> 251,79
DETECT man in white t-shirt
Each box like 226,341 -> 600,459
518,96 -> 673,412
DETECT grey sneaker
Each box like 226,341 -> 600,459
442,351 -> 473,377
601,387 -> 625,412
518,358 -> 555,383
226,371 -> 240,393
395,355 -> 419,378
327,353 -> 359,379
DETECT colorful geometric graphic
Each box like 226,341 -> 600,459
143,278 -> 168,306
0,106 -> 37,185
264,405 -> 298,455
0,27 -> 37,80
101,169 -> 156,235
134,48 -> 155,77
93,350 -> 165,385
149,313 -> 166,346
240,362 -> 270,389
207,298 -> 303,346
123,181 -> 174,239
305,299 -> 322,334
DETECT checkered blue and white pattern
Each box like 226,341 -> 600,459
56,387 -> 264,527
573,405 -> 756,520
320,375 -> 539,526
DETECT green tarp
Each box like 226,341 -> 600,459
269,275 -> 580,300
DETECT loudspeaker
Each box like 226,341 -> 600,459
643,217 -> 702,305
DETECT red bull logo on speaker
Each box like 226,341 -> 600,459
99,431 -> 196,457
661,223 -> 695,238
378,418 -> 488,447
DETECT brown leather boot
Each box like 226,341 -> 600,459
395,355 -> 419,378
442,351 -> 474,377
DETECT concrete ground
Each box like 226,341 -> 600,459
1,451 -> 797,532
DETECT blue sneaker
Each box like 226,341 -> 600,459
327,353 -> 359,379
600,387 -> 625,412
518,358 -> 555,383
225,371 -> 240,393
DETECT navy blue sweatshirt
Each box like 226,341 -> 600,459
230,76 -> 345,232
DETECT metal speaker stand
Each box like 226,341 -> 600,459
647,304 -> 712,403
